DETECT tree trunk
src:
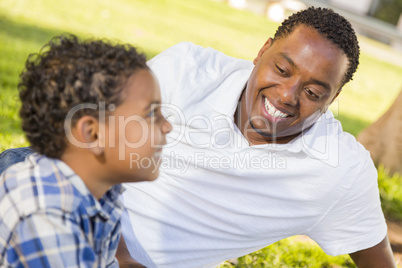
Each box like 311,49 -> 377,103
357,89 -> 402,175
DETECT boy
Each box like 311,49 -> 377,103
0,34 -> 171,267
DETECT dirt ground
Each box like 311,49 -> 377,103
387,218 -> 402,266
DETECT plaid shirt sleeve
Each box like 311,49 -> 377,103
5,210 -> 101,268
1,154 -> 122,268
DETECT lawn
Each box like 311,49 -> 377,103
0,0 -> 401,266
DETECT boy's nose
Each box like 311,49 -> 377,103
162,118 -> 172,134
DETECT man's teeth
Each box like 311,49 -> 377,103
264,98 -> 289,118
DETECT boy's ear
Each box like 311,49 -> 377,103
74,115 -> 104,156
253,38 -> 273,65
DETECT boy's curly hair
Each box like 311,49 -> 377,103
19,34 -> 149,158
273,7 -> 360,86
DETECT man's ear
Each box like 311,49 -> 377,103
322,88 -> 342,114
253,38 -> 273,65
74,115 -> 104,156
331,88 -> 342,104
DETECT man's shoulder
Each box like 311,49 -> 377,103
150,42 -> 253,115
0,147 -> 32,174
0,154 -> 80,227
150,42 -> 252,71
300,111 -> 371,168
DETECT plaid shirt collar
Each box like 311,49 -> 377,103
53,157 -> 125,220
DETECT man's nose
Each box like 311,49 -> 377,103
277,79 -> 300,106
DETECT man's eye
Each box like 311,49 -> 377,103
275,65 -> 287,76
304,88 -> 320,100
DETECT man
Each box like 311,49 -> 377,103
119,7 -> 396,267
0,7 -> 396,268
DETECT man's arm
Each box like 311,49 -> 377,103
349,235 -> 396,267
116,235 -> 146,268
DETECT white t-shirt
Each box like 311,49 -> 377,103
121,42 -> 387,268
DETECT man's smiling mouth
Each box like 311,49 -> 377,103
264,97 -> 290,118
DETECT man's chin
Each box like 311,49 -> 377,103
248,119 -> 300,144
249,120 -> 277,138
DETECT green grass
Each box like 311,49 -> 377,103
378,166 -> 402,221
220,237 -> 356,267
335,53 -> 402,130
0,0 -> 401,266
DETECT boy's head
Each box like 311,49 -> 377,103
19,34 -> 148,158
273,6 -> 360,86
19,34 -> 172,183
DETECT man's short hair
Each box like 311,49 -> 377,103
19,34 -> 149,158
274,7 -> 360,86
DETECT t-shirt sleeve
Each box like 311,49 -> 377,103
306,145 -> 387,256
147,42 -> 195,106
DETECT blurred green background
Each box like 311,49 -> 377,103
0,0 -> 401,266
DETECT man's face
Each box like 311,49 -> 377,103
239,25 -> 348,144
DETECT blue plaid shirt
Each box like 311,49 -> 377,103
0,154 -> 125,267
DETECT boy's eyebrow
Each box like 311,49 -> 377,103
144,101 -> 161,110
279,52 -> 331,92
